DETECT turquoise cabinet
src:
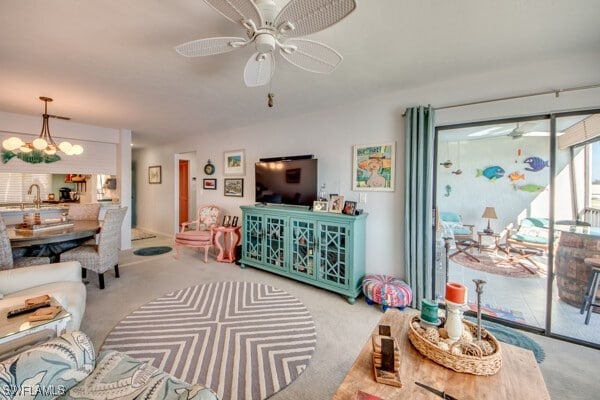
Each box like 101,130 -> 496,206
241,205 -> 367,303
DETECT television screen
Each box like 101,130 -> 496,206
255,158 -> 318,206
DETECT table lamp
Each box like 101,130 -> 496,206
482,207 -> 497,234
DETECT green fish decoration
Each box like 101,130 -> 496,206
518,184 -> 545,192
1,150 -> 61,164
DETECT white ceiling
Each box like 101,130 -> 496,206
1,0 -> 599,147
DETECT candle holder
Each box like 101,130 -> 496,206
473,279 -> 487,341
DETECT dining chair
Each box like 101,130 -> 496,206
60,207 -> 127,289
174,205 -> 222,262
67,203 -> 101,220
0,217 -> 50,270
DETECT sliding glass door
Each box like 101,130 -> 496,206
551,111 -> 600,346
434,110 -> 600,348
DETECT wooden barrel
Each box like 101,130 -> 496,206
555,230 -> 600,309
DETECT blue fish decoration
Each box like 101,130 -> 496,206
524,156 -> 549,172
476,166 -> 505,181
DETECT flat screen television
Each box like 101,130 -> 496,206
255,158 -> 318,206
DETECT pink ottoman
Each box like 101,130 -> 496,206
362,275 -> 412,311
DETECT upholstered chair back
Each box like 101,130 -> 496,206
97,207 -> 127,270
195,205 -> 222,231
68,203 -> 101,220
0,217 -> 13,268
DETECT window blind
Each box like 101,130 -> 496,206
0,173 -> 51,203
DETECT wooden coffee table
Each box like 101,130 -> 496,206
333,309 -> 550,399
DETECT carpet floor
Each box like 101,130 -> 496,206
101,281 -> 317,400
80,235 -> 600,400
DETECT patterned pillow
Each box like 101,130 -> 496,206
0,331 -> 95,398
65,350 -> 219,400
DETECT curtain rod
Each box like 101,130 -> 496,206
402,83 -> 600,116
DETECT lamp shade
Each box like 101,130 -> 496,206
482,207 -> 498,219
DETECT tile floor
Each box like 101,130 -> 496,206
448,256 -> 600,345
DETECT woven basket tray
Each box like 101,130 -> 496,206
407,315 -> 502,376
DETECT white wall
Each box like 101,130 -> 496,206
133,55 -> 600,279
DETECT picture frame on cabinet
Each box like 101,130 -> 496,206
352,142 -> 395,191
203,178 -> 217,190
224,178 -> 244,197
329,195 -> 344,213
342,200 -> 357,215
313,200 -> 329,212
224,149 -> 245,176
148,165 -> 162,184
231,216 -> 239,227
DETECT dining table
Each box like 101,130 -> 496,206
8,220 -> 101,260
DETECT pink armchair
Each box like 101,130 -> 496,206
174,205 -> 222,262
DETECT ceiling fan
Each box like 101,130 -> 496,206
467,122 -> 538,140
175,0 -> 357,87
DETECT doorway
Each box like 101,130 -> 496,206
179,159 -> 189,226
174,152 -> 197,234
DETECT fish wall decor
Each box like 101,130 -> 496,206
508,171 -> 525,181
444,184 -> 452,197
524,156 -> 549,172
440,160 -> 453,168
451,169 -> 462,175
476,166 -> 505,181
518,184 -> 546,192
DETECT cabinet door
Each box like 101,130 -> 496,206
317,222 -> 350,288
263,215 -> 287,270
243,212 -> 264,263
290,218 -> 317,279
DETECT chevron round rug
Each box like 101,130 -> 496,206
101,281 -> 317,400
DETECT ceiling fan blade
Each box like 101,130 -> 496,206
275,0 -> 356,38
175,37 -> 246,57
203,0 -> 262,26
244,52 -> 274,87
279,39 -> 342,74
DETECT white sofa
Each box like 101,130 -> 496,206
0,261 -> 86,331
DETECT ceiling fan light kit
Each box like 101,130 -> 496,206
175,0 -> 356,88
2,97 -> 83,156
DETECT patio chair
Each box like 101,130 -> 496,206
0,217 -> 50,270
439,212 -> 475,241
440,212 -> 478,262
175,205 -> 222,262
505,217 -> 555,253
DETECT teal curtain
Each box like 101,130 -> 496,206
404,105 -> 435,309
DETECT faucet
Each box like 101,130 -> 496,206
27,184 -> 42,209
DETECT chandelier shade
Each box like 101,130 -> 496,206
2,97 -> 83,156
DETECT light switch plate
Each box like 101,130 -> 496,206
359,193 -> 367,203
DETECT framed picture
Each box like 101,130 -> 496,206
313,200 -> 329,212
224,149 -> 245,176
224,178 -> 244,197
203,178 -> 217,190
352,142 -> 395,191
222,215 -> 231,227
148,165 -> 162,184
232,216 -> 239,227
342,200 -> 357,215
329,195 -> 344,213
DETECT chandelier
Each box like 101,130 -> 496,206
2,96 -> 83,155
